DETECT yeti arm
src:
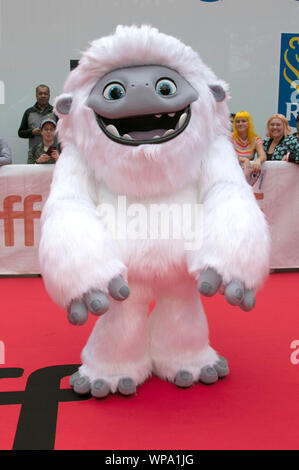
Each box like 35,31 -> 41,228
39,144 -> 128,319
187,136 -> 270,310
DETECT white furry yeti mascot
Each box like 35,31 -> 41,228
39,25 -> 270,398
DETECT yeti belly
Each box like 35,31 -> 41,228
123,238 -> 187,283
96,183 -> 201,283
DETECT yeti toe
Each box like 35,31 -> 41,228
214,356 -> 230,378
91,379 -> 110,398
117,377 -> 136,396
174,370 -> 194,388
70,373 -> 91,394
199,366 -> 219,385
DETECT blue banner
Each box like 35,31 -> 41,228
278,33 -> 299,130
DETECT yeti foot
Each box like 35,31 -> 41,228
174,356 -> 229,388
69,371 -> 137,398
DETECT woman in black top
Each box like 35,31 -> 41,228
263,114 -> 299,164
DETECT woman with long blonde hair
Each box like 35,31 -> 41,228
231,110 -> 266,172
263,113 -> 299,163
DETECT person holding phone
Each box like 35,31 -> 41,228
27,118 -> 60,164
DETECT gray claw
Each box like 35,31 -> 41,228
69,371 -> 80,387
83,289 -> 109,315
214,356 -> 229,378
108,275 -> 130,301
117,377 -> 136,396
199,366 -> 218,385
174,370 -> 194,388
67,300 -> 88,325
91,379 -> 110,398
72,375 -> 91,395
240,289 -> 256,311
198,268 -> 222,297
225,280 -> 244,306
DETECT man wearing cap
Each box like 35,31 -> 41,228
18,84 -> 58,149
27,118 -> 60,164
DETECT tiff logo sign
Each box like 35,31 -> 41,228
0,195 -> 42,246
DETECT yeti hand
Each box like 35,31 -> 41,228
198,268 -> 256,311
67,275 -> 130,325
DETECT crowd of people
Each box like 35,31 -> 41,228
230,111 -> 299,171
0,84 -> 59,167
0,83 -> 299,170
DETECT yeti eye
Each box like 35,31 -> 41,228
103,83 -> 126,100
156,78 -> 177,96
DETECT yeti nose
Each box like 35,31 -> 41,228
130,82 -> 150,89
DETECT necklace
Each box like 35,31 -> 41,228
238,135 -> 249,145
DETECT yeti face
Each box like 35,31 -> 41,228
56,25 -> 229,198
86,65 -> 199,146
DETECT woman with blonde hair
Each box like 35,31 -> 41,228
263,113 -> 299,163
231,110 -> 267,172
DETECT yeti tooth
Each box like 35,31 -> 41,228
163,129 -> 175,136
122,134 -> 132,140
106,124 -> 120,137
155,114 -> 162,118
178,113 -> 187,128
168,113 -> 175,117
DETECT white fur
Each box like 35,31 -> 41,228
40,25 -> 270,392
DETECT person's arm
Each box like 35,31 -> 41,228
18,109 -> 34,138
282,136 -> 299,164
27,145 -> 40,164
0,139 -> 12,165
262,138 -> 269,156
252,139 -> 267,172
238,156 -> 251,168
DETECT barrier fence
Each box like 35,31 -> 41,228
0,162 -> 298,274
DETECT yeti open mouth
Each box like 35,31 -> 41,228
95,106 -> 191,146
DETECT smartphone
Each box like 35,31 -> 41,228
46,145 -> 56,156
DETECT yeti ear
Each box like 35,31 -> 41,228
209,85 -> 226,102
55,93 -> 73,115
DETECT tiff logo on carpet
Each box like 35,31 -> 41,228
0,364 -> 90,450
0,195 -> 42,246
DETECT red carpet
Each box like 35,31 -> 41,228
0,273 -> 299,450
